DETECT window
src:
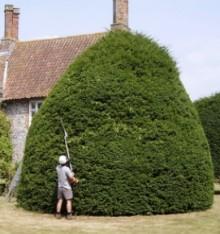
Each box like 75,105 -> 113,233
29,100 -> 43,126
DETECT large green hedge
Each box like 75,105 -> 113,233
195,93 -> 220,179
17,31 -> 213,215
0,110 -> 12,193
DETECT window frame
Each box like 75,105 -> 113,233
28,100 -> 43,126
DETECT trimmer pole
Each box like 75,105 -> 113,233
60,118 -> 73,171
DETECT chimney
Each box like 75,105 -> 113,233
111,0 -> 129,30
4,4 -> 20,40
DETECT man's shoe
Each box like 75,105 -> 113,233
55,213 -> 62,219
66,213 -> 73,220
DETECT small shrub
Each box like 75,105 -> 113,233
0,110 -> 12,194
195,93 -> 220,179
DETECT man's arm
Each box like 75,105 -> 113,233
68,176 -> 79,185
65,167 -> 79,184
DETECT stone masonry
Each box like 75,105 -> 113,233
4,101 -> 29,162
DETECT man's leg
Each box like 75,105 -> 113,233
66,199 -> 72,214
56,199 -> 63,214
55,198 -> 63,219
56,188 -> 63,218
63,188 -> 73,219
56,187 -> 63,217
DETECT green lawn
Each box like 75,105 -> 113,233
0,186 -> 220,234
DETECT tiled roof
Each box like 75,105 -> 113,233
3,33 -> 105,100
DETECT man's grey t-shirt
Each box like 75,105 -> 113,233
56,165 -> 74,190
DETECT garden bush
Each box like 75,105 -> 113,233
17,31 -> 213,215
195,93 -> 220,179
0,110 -> 12,194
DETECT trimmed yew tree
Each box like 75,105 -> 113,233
195,93 -> 220,179
0,110 -> 12,193
17,31 -> 213,215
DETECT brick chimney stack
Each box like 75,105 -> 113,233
4,4 -> 20,40
111,0 -> 129,30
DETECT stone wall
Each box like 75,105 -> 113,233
5,100 -> 29,162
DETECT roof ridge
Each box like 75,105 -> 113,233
16,32 -> 106,44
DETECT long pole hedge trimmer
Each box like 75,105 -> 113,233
60,118 -> 73,171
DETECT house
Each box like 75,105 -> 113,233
0,0 -> 129,162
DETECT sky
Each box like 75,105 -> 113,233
0,0 -> 219,101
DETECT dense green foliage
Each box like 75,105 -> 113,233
18,31 -> 213,215
195,93 -> 220,179
0,110 -> 12,193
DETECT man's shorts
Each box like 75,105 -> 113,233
57,187 -> 73,200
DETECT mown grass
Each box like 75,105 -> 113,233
0,185 -> 219,234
